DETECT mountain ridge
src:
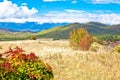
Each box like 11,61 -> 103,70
38,22 -> 120,39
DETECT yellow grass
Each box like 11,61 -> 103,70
0,40 -> 120,80
38,27 -> 62,35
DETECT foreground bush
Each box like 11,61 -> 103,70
69,28 -> 92,50
0,47 -> 54,80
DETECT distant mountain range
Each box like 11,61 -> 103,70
0,22 -> 67,32
0,22 -> 120,39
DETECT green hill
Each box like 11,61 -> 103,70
37,22 -> 120,39
83,22 -> 107,27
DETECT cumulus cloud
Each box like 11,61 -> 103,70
0,0 -> 38,19
85,0 -> 120,4
0,0 -> 120,24
38,10 -> 120,24
43,0 -> 66,2
1,8 -> 120,24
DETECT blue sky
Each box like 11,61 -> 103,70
0,0 -> 120,24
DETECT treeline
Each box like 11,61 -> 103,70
97,35 -> 120,42
0,34 -> 37,41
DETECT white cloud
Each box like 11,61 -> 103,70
38,10 -> 120,24
85,0 -> 120,4
71,0 -> 78,4
0,0 -> 120,25
22,3 -> 28,6
43,0 -> 66,2
0,0 -> 38,19
1,8 -> 120,24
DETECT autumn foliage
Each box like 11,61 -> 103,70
69,28 -> 92,50
79,33 -> 92,50
0,47 -> 53,80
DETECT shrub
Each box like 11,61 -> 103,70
69,28 -> 92,50
113,45 -> 120,53
79,33 -> 92,50
0,47 -> 54,80
29,35 -> 36,40
89,42 -> 100,52
53,38 -> 60,41
92,36 -> 103,45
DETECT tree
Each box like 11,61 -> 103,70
69,27 -> 92,50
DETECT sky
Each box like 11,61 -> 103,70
0,0 -> 120,24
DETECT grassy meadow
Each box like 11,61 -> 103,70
0,39 -> 120,80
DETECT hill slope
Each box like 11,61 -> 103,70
38,22 -> 120,39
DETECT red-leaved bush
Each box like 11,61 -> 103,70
0,46 -> 54,80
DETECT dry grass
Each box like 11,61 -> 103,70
0,39 -> 120,80
42,52 -> 120,80
0,39 -> 88,56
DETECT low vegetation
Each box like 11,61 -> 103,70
97,35 -> 120,42
113,45 -> 120,53
0,47 -> 53,80
29,35 -> 37,40
89,42 -> 100,51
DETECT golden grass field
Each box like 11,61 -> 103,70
0,39 -> 120,80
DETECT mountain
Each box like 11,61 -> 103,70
83,22 -> 108,27
38,22 -> 120,39
0,22 -> 67,32
105,24 -> 120,29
